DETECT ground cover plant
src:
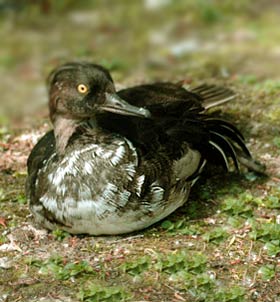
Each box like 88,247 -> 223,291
1,1 -> 280,301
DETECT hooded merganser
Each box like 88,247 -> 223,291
26,62 -> 264,235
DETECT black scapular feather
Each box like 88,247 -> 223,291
113,82 -> 264,174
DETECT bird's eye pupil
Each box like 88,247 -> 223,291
77,84 -> 88,94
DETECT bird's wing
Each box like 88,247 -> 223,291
191,84 -> 236,110
26,130 -> 56,201
117,82 -> 203,108
117,82 -> 265,174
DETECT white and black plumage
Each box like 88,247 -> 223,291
25,62 -> 264,235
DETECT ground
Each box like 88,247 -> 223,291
1,1 -> 280,301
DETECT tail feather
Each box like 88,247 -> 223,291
205,118 -> 251,157
208,140 -> 230,171
203,118 -> 265,174
191,85 -> 266,173
205,117 -> 245,140
166,116 -> 263,173
209,130 -> 240,171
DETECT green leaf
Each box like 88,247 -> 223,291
227,216 -> 244,228
273,137 -> 280,148
202,227 -> 228,244
249,223 -> 280,242
258,265 -> 276,281
264,240 -> 280,257
263,196 -> 280,209
78,284 -> 129,302
121,256 -> 150,276
161,220 -> 174,230
56,260 -> 93,280
213,286 -> 246,302
52,229 -> 70,241
16,194 -> 27,204
221,194 -> 254,217
36,256 -> 94,280
156,250 -> 207,274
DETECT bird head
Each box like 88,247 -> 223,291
47,62 -> 151,123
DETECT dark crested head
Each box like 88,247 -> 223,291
48,62 -> 150,123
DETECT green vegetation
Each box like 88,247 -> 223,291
0,1 -> 279,301
78,284 -> 130,302
32,256 -> 95,280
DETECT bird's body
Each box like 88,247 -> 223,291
26,62 -> 263,235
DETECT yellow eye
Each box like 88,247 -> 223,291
77,84 -> 88,94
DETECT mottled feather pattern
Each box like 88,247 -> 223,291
26,62 -> 264,235
29,128 -> 189,234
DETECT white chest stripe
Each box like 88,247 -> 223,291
135,175 -> 145,197
110,145 -> 126,165
84,162 -> 93,175
48,145 -> 97,185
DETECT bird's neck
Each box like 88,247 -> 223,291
53,116 -> 79,155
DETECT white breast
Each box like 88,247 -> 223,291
173,146 -> 201,181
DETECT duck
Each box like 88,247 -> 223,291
25,62 -> 264,235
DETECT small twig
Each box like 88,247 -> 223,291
248,240 -> 254,260
163,284 -> 186,301
227,234 -> 236,249
250,271 -> 258,288
109,234 -> 144,244
144,248 -> 158,257
174,292 -> 187,301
